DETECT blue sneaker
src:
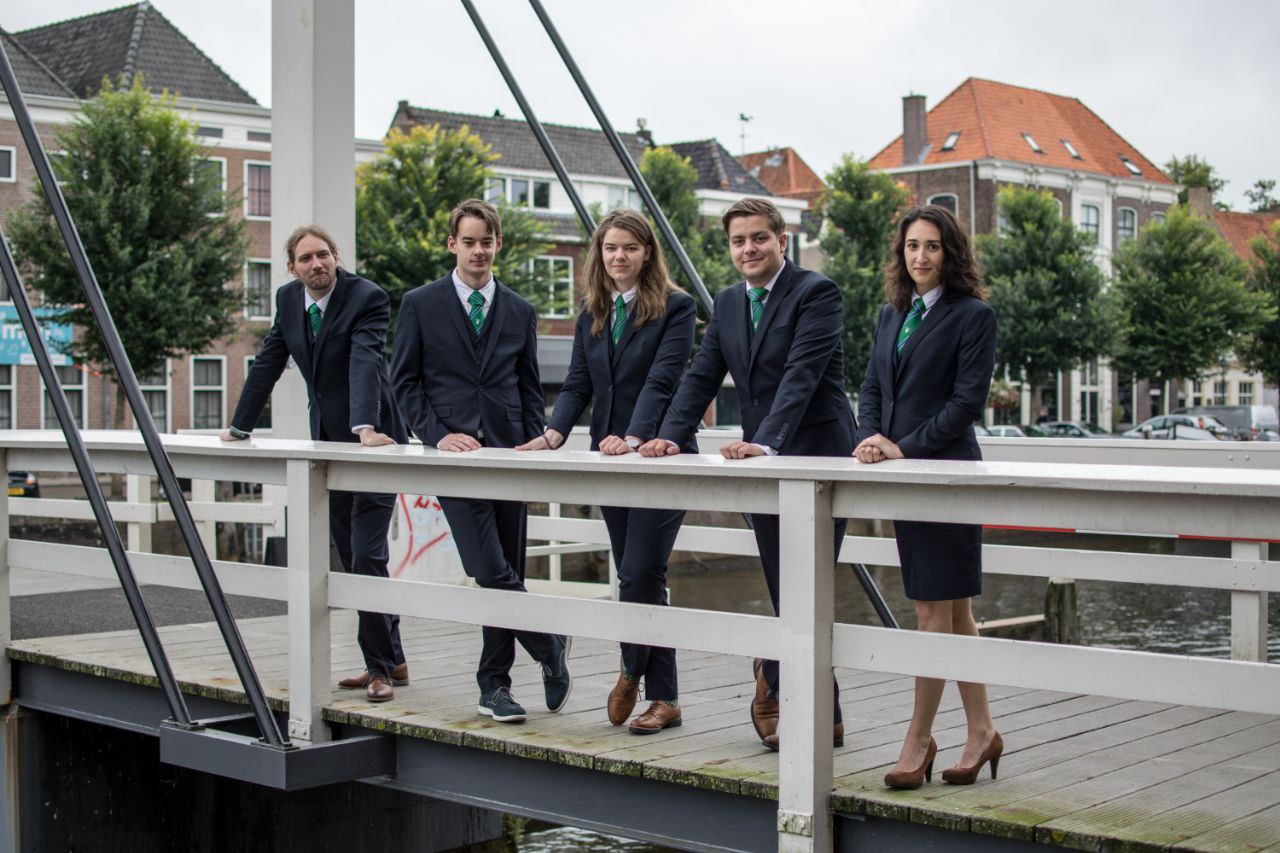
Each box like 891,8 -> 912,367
542,635 -> 573,712
478,687 -> 527,723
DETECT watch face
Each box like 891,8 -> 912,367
626,438 -> 641,449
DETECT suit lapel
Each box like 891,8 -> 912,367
477,281 -> 509,375
445,278 -> 478,356
895,292 -> 954,378
880,306 -> 902,400
283,283 -> 313,377
310,270 -> 347,373
748,263 -> 793,371
727,284 -> 750,374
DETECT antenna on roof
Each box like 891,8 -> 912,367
738,112 -> 753,155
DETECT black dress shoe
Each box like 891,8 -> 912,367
542,636 -> 573,712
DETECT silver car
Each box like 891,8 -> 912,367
1122,414 -> 1228,441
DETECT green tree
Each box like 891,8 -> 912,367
637,146 -> 735,302
1238,221 -> 1280,384
817,155 -> 910,386
1164,154 -> 1228,208
1245,178 -> 1278,213
1111,205 -> 1272,402
977,187 -> 1117,396
355,124 -> 549,333
8,76 -> 246,426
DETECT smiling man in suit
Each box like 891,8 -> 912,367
391,198 -> 572,724
638,197 -> 855,750
221,224 -> 408,704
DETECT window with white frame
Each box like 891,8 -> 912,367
0,365 -> 13,429
0,146 -> 16,182
43,363 -> 85,429
486,176 -> 506,203
941,131 -> 961,151
1061,139 -> 1082,160
509,178 -> 551,210
1191,380 -> 1205,407
1117,207 -> 1137,243
532,255 -> 573,318
245,356 -> 272,429
927,193 -> 958,215
190,356 -> 225,429
195,157 -> 226,215
244,260 -> 272,319
607,185 -> 640,211
245,161 -> 271,218
1080,204 -> 1100,240
1238,381 -> 1255,406
1021,132 -> 1043,154
1152,211 -> 1166,224
1213,380 -> 1229,406
138,361 -> 170,433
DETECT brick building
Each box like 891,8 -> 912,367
867,78 -> 1186,427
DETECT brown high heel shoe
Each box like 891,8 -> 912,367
941,731 -> 1003,784
883,737 -> 936,790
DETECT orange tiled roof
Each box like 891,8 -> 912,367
868,78 -> 1172,184
1212,210 -> 1280,261
738,147 -> 826,200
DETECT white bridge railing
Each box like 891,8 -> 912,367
1,430 -> 1277,852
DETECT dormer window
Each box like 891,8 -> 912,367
1022,132 -> 1043,153
941,131 -> 961,152
1120,156 -> 1142,176
1061,139 -> 1082,159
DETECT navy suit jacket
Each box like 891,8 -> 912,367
658,261 -> 855,456
391,275 -> 545,448
231,267 -> 407,444
547,291 -> 698,452
856,291 -> 997,460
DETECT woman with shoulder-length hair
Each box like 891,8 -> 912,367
517,208 -> 696,734
854,205 -> 1001,789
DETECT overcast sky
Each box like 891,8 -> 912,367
6,1 -> 1278,210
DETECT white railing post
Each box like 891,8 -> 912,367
286,459 -> 331,742
192,478 -> 217,558
548,501 -> 562,584
1231,539 -> 1270,662
262,484 -> 287,536
0,449 -> 9,704
776,479 -> 835,853
125,474 -> 152,552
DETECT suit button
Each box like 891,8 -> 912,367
753,399 -> 760,407
316,392 -> 323,400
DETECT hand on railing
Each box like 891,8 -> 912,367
719,440 -> 767,460
437,433 -> 483,452
515,428 -> 563,451
854,434 -> 903,463
598,435 -> 640,455
357,428 -> 397,447
218,428 -> 246,442
637,438 -> 680,457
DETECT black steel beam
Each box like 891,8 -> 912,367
0,37 -> 286,747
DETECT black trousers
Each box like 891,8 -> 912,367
749,513 -> 847,723
600,505 -> 684,700
439,496 -> 559,693
329,490 -> 403,679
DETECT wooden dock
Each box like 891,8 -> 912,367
9,612 -> 1279,852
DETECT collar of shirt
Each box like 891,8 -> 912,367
303,287 -> 334,314
453,269 -> 497,314
915,284 -> 943,315
612,286 -> 637,305
748,259 -> 787,297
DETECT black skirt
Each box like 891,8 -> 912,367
893,519 -> 983,601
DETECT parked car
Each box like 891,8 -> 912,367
1037,421 -> 1111,438
1122,414 -> 1227,441
972,423 -> 991,436
1172,405 -> 1280,441
8,470 -> 39,497
986,425 -> 1027,438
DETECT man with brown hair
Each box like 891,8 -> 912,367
222,224 -> 408,703
639,197 -> 855,750
391,199 -> 572,723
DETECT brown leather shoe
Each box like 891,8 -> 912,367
941,731 -> 1003,785
750,658 -> 779,744
607,667 -> 642,726
628,701 -> 682,735
339,662 -> 409,690
884,737 -> 937,789
366,676 -> 394,703
762,722 -> 844,752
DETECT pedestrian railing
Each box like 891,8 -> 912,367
1,430 -> 1277,851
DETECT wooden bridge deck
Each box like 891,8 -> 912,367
9,613 -> 1280,852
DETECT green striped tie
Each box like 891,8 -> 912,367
307,303 -> 322,337
748,287 -> 767,330
896,297 -> 927,352
468,290 -> 485,335
611,295 -> 627,345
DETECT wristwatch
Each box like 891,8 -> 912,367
625,437 -> 641,450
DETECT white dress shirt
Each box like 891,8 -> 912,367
453,269 -> 497,321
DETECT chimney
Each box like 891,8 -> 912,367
1187,186 -> 1213,218
902,94 -> 927,166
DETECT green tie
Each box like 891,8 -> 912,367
468,290 -> 485,335
896,297 -> 927,352
307,303 -> 323,337
748,287 -> 768,330
611,295 -> 627,345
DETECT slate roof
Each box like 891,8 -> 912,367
670,139 -> 772,195
13,2 -> 257,105
393,104 -> 648,179
1212,210 -> 1280,262
868,78 -> 1171,184
738,147 -> 825,203
0,30 -> 76,98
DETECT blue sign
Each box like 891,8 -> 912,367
0,305 -> 72,366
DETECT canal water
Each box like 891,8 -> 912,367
517,528 -> 1278,851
